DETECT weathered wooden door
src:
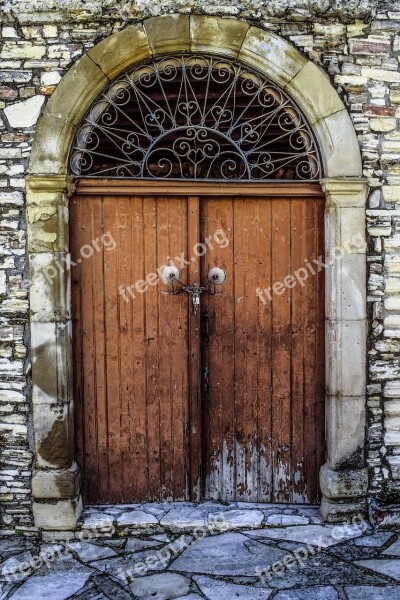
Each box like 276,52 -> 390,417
71,181 -> 325,504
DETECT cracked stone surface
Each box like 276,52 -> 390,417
344,586 -> 400,600
273,588 -> 339,599
117,510 -> 159,527
130,573 -> 191,598
194,575 -> 273,598
354,559 -> 400,581
1,503 -> 400,599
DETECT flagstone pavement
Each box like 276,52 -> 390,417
1,502 -> 400,599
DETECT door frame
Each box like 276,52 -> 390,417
73,180 -> 327,504
26,14 -> 368,529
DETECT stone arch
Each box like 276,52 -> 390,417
27,14 -> 368,529
29,14 -> 362,178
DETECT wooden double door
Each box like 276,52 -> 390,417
71,181 -> 325,505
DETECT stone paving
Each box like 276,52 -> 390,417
0,503 -> 400,599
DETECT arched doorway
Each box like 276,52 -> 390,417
69,54 -> 325,504
27,15 -> 367,528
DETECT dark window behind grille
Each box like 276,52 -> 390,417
70,55 -> 321,181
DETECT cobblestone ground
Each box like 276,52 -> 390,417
0,503 -> 400,599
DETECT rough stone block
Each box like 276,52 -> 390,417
370,117 -> 397,132
382,174 -> 400,195
4,95 -> 45,128
387,456 -> 400,479
384,381 -> 400,399
369,503 -> 400,530
384,431 -> 400,446
1,42 -> 46,60
362,68 -> 400,83
385,296 -> 400,311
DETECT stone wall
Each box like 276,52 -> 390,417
0,0 -> 399,528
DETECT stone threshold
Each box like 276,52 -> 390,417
39,501 -> 325,541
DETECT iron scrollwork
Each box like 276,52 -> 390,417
70,55 -> 321,181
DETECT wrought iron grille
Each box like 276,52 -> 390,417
70,55 -> 321,181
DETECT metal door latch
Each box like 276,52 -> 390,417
161,266 -> 226,313
192,292 -> 201,313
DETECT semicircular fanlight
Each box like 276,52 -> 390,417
69,54 -> 321,181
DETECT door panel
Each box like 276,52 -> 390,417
200,195 -> 325,503
71,194 -> 194,504
71,186 -> 325,505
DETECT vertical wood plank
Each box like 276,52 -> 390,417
201,197 -> 235,500
130,195 -> 149,500
91,196 -> 108,503
102,196 -> 122,502
290,198 -> 306,502
256,199 -> 273,501
187,196 -> 202,500
270,199 -> 292,502
116,196 -> 133,502
142,196 -> 161,500
243,198 -> 262,501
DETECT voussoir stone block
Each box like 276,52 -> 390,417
320,464 -> 368,500
287,61 -> 345,125
88,24 -> 152,80
29,112 -> 76,175
239,27 -> 306,87
145,14 -> 190,55
315,111 -> 363,177
45,54 -> 108,126
190,15 -> 249,58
